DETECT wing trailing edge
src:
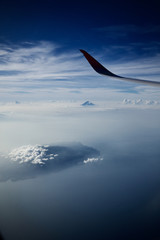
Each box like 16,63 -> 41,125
80,49 -> 160,87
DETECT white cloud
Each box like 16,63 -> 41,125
145,100 -> 159,105
0,41 -> 89,82
0,143 -> 103,181
84,157 -> 103,164
0,41 -> 104,102
9,145 -> 58,165
123,98 -> 160,106
9,144 -> 102,167
0,98 -> 160,126
0,41 -> 160,90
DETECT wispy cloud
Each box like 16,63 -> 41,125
0,41 -> 89,82
0,40 -> 160,103
103,51 -> 160,80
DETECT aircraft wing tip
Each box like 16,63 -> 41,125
80,49 -> 87,55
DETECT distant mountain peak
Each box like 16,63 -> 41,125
81,101 -> 95,106
15,101 -> 20,104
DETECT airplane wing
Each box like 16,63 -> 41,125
80,49 -> 160,87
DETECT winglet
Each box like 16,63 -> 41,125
80,49 -> 119,77
80,49 -> 160,87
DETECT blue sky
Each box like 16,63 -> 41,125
1,0 -> 160,48
0,0 -> 160,103
0,0 -> 160,98
0,0 -> 160,56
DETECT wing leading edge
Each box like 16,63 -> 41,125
80,49 -> 160,87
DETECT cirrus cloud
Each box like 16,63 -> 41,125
0,41 -> 88,82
